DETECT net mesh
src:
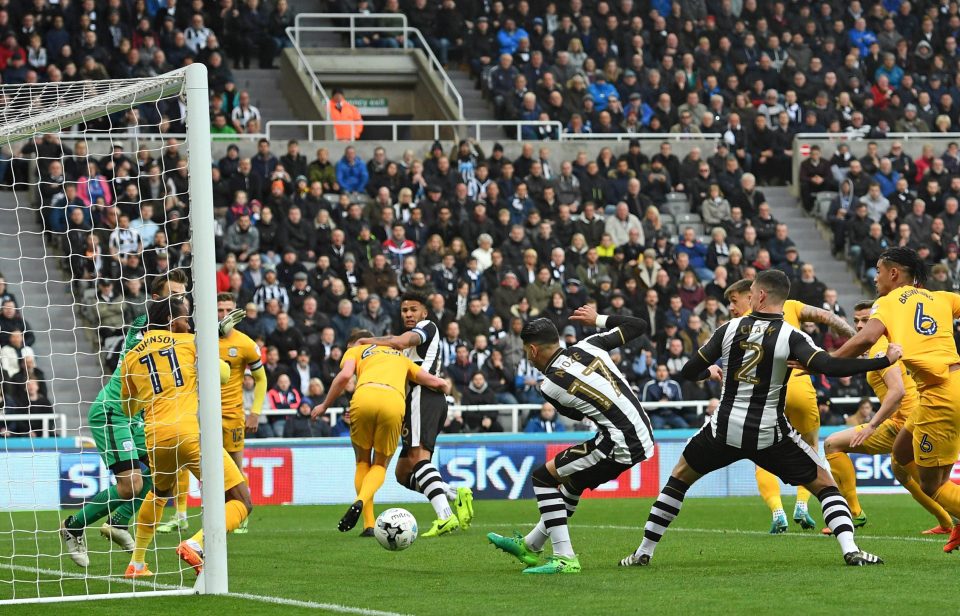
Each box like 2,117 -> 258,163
0,72 -> 205,602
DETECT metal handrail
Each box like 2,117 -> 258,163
265,119 -> 562,142
286,13 -> 464,119
285,28 -> 331,105
561,132 -> 721,142
1,413 -> 67,437
256,396 -> 872,434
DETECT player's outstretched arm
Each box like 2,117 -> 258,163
851,361 -> 905,448
798,304 -> 856,338
831,318 -> 885,358
311,359 -> 356,419
355,331 -> 421,350
804,343 -> 900,376
570,305 -> 648,349
412,367 -> 452,395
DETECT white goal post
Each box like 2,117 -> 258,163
0,63 -> 226,603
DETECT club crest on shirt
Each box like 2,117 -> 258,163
228,347 -> 238,357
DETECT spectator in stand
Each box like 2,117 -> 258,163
284,398 -> 330,438
523,402 -> 565,433
335,146 -> 369,197
641,364 -> 688,429
328,88 -> 364,141
266,373 -> 300,436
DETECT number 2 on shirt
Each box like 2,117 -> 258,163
734,341 -> 764,385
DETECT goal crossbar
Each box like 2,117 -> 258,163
0,68 -> 189,147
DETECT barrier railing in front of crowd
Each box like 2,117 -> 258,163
259,397 -> 873,434
287,13 -> 464,119
1,413 -> 67,438
264,119 -> 562,142
790,131 -> 960,193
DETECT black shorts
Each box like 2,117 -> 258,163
401,386 -> 447,455
683,426 -> 823,486
553,436 -> 633,493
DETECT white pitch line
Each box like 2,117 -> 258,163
0,563 -> 411,615
486,522 -> 946,544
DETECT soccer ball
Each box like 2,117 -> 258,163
374,508 -> 418,551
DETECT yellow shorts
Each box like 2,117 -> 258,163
222,409 -> 245,453
913,370 -> 960,467
785,377 -> 820,435
849,415 -> 906,455
148,434 -> 245,494
349,385 -> 405,457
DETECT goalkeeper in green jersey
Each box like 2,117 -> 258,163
60,313 -> 153,566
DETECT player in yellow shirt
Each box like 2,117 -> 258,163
832,247 -> 960,553
311,328 -> 450,533
158,293 -> 266,535
725,278 -> 857,532
820,300 -> 953,535
121,295 -> 251,578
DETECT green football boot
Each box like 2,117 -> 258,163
793,502 -> 817,530
421,514 -> 460,537
486,532 -> 541,567
156,514 -> 188,534
522,554 -> 581,575
455,487 -> 474,529
770,510 -> 788,534
232,517 -> 249,535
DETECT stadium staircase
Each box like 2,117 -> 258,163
0,191 -> 102,433
446,66 -> 500,139
765,185 -> 864,315
231,68 -> 299,128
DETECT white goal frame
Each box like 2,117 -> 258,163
0,62 -> 227,603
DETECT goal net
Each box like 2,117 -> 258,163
0,64 -> 227,604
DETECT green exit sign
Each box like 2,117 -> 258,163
349,98 -> 389,116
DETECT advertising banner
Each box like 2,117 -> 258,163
3,430 -> 946,511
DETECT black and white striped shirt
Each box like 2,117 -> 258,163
693,312 -> 825,450
252,282 -> 290,313
406,319 -> 442,375
540,316 -> 655,465
406,319 -> 444,403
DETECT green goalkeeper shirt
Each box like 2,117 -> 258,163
87,314 -> 148,422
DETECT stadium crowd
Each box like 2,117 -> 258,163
8,0 -> 960,435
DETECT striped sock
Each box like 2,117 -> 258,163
525,485 -> 581,551
533,479 -> 574,558
413,461 -> 454,519
817,486 -> 858,554
638,476 -> 689,559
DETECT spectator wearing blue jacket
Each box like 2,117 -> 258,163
641,364 -> 688,429
848,18 -> 877,57
497,17 -> 529,55
524,402 -> 566,433
874,56 -> 904,88
335,146 -> 369,195
873,159 -> 901,198
588,73 -> 617,112
675,227 -> 712,281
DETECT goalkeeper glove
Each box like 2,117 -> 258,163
218,308 -> 245,337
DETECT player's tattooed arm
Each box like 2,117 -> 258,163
799,305 -> 856,338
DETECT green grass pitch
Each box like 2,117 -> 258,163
1,495 -> 956,615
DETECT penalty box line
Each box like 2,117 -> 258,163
0,563 -> 411,615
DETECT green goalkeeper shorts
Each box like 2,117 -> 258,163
89,403 -> 148,474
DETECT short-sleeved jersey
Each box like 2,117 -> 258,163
871,288 -> 960,388
343,344 -> 421,397
865,336 -> 918,421
697,313 -> 823,449
405,320 -> 442,376
219,329 -> 262,411
121,329 -> 199,443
